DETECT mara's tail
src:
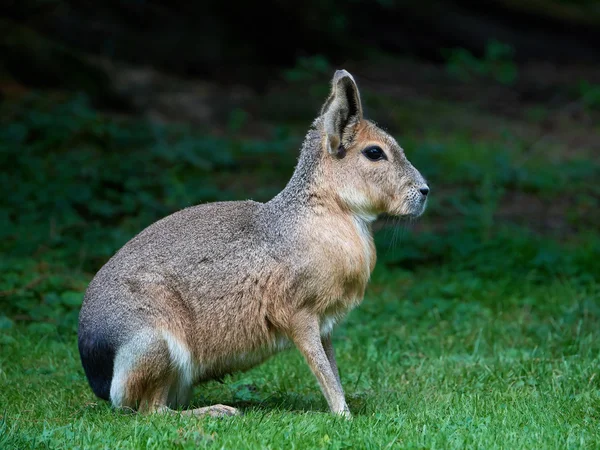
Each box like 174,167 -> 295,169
78,329 -> 116,401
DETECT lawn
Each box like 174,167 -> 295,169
1,72 -> 599,448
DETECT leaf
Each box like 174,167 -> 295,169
61,291 -> 84,308
0,315 -> 14,329
27,322 -> 57,335
0,334 -> 17,345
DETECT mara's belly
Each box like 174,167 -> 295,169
191,316 -> 342,383
194,335 -> 292,383
195,316 -> 343,382
166,307 -> 354,385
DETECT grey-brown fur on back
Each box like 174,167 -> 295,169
79,201 -> 276,394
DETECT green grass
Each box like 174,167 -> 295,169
1,90 -> 599,449
2,256 -> 599,449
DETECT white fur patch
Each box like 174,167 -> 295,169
110,364 -> 128,407
338,187 -> 377,222
162,331 -> 204,407
271,335 -> 291,352
320,315 -> 339,337
352,214 -> 375,273
161,330 -> 199,387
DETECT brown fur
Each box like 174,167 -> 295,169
78,70 -> 429,417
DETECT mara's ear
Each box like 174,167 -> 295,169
320,69 -> 363,156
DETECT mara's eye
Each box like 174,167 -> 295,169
362,146 -> 386,161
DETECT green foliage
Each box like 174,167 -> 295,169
443,40 -> 518,85
283,55 -> 332,84
227,108 -> 249,134
578,80 -> 600,111
282,55 -> 332,102
1,86 -> 599,448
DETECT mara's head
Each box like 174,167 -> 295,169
311,69 -> 429,220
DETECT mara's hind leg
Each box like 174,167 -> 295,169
110,330 -> 239,416
110,330 -> 173,413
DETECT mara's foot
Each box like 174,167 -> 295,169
151,404 -> 240,417
180,404 -> 240,417
335,407 -> 352,420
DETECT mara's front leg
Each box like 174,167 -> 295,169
322,334 -> 342,386
288,312 -> 351,417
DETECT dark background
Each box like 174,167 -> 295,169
2,0 -> 600,87
1,0 -> 599,322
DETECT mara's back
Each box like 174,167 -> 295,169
78,200 -> 285,399
81,200 -> 269,315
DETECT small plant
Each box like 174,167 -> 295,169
282,55 -> 333,103
227,107 -> 249,134
578,80 -> 600,111
443,40 -> 518,85
283,55 -> 332,84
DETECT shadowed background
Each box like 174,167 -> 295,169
1,1 -> 599,448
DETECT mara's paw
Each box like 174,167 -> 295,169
335,408 -> 352,420
184,404 -> 240,418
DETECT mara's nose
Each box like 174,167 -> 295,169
419,186 -> 430,197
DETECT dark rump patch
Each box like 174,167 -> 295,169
78,330 -> 116,401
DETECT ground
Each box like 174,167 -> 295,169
0,58 -> 599,449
